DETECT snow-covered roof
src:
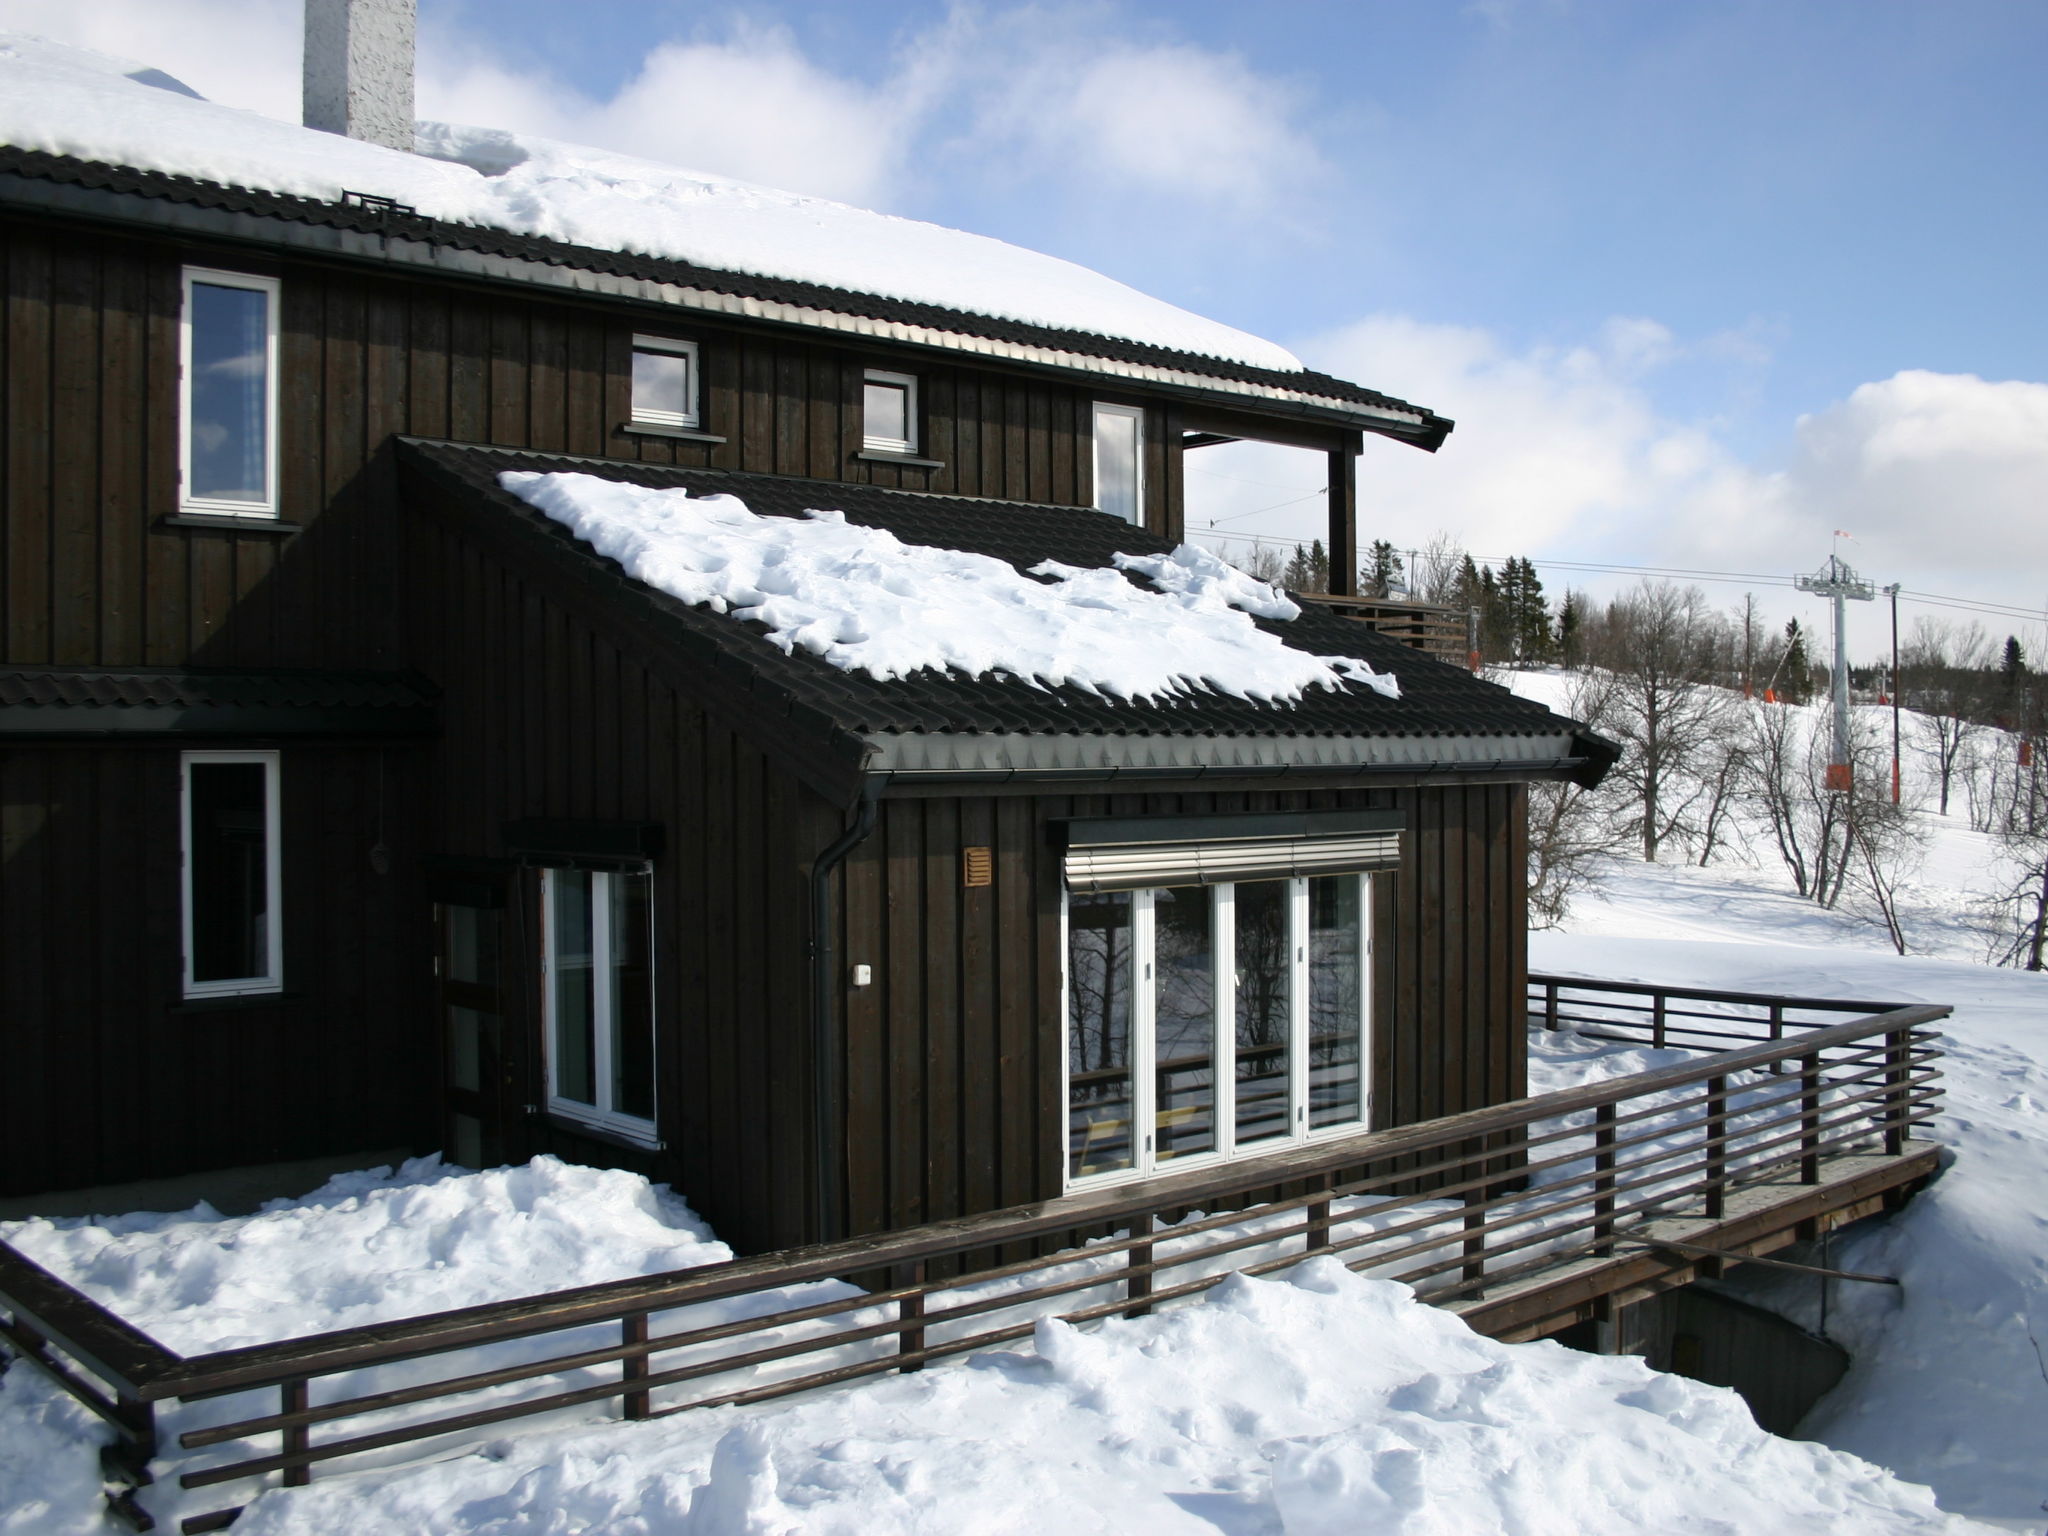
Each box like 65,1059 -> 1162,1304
500,470 -> 1402,707
0,34 -> 1302,375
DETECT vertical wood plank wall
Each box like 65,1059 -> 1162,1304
409,511 -> 845,1255
1,217 -> 1133,674
833,781 -> 1528,1241
0,742 -> 432,1197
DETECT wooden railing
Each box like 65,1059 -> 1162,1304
1293,592 -> 1467,661
0,983 -> 1946,1534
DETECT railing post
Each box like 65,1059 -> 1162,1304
1704,1075 -> 1728,1220
1461,1179 -> 1487,1297
1126,1213 -> 1155,1319
1885,1028 -> 1910,1156
1593,1104 -> 1616,1257
1769,1003 -> 1784,1074
1801,1052 -> 1823,1184
895,1261 -> 926,1372
1306,1174 -> 1332,1254
281,1378 -> 310,1487
622,1313 -> 651,1418
1652,993 -> 1667,1049
1545,980 -> 1560,1031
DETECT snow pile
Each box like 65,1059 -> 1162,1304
0,35 -> 1303,372
502,470 -> 1401,704
215,1263 -> 1986,1535
0,1156 -> 733,1353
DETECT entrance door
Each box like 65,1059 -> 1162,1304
435,880 -> 520,1168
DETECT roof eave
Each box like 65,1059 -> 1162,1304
0,151 -> 1446,445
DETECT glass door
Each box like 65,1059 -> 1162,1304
436,881 -> 516,1169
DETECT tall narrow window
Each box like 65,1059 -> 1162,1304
1092,402 -> 1144,524
181,268 -> 280,518
181,751 -> 282,998
544,867 -> 658,1141
1067,890 -> 1134,1179
862,369 -> 918,454
1233,879 -> 1293,1146
630,335 -> 701,429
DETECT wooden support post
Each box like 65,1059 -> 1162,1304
621,1313 -> 651,1418
103,1393 -> 158,1486
1593,1104 -> 1616,1257
1704,1075 -> 1728,1221
1544,980 -> 1559,1031
1307,1174 -> 1332,1254
1461,1181 -> 1487,1296
1801,1052 -> 1823,1184
1768,1003 -> 1784,1074
1884,1030 -> 1910,1156
281,1379 -> 310,1488
895,1261 -> 926,1372
1592,1293 -> 1621,1356
1325,443 -> 1358,598
1652,993 -> 1667,1049
1127,1213 -> 1155,1318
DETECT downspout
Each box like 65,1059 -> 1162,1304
808,775 -> 883,1244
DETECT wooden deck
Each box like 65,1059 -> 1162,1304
0,975 -> 1948,1534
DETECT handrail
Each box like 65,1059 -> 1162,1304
0,981 -> 1949,1534
1528,971 -> 1909,1017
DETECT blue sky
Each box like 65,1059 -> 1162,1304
6,0 -> 2045,656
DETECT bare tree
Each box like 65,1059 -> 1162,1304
1902,618 -> 1990,816
1526,669 -> 1633,927
1586,581 -> 1730,861
1409,533 -> 1469,608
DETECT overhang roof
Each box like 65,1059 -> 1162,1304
0,666 -> 438,738
397,440 -> 1616,796
0,145 -> 1450,449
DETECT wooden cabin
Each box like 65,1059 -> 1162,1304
0,24 -> 1614,1253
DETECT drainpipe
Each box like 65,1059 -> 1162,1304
809,776 -> 883,1244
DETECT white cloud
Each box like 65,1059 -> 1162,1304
931,14 -> 1324,210
1189,317 -> 2045,648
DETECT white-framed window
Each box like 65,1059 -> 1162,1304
630,334 -> 701,429
181,750 -> 283,998
1063,873 -> 1372,1186
542,866 -> 658,1144
180,267 -> 280,518
862,368 -> 918,454
1092,401 -> 1145,524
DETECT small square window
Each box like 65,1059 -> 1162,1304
181,268 -> 280,518
182,750 -> 282,998
1093,402 -> 1145,525
630,335 -> 701,429
862,369 -> 917,455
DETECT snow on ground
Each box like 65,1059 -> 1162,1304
503,471 -> 1401,704
0,35 -> 1303,372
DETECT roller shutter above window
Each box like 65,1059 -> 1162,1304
1057,808 -> 1404,893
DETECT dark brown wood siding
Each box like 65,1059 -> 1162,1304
407,506 -> 845,1256
831,780 -> 1528,1240
0,215 -> 1121,677
0,740 -> 434,1198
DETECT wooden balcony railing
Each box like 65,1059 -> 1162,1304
0,978 -> 1946,1534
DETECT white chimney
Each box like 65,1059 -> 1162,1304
303,0 -> 416,152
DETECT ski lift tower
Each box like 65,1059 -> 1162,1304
1795,549 -> 1876,792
